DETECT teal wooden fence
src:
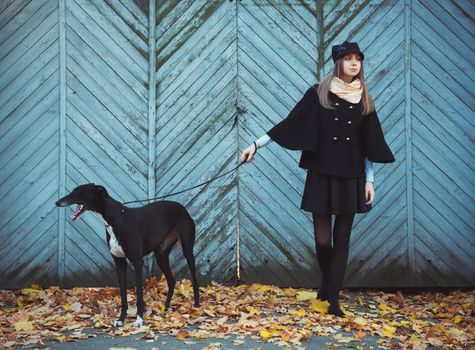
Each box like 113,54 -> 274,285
1,0 -> 473,288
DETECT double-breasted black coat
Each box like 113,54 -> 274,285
267,84 -> 395,178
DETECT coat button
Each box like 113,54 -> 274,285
333,136 -> 338,140
334,117 -> 339,121
346,137 -> 350,140
335,102 -> 339,106
348,121 -> 352,124
349,105 -> 353,109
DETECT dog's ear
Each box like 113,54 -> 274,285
95,185 -> 108,196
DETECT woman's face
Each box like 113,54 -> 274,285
341,53 -> 362,79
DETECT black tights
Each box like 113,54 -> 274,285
312,212 -> 355,299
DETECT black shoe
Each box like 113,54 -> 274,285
327,297 -> 344,317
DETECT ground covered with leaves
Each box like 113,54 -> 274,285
0,277 -> 473,349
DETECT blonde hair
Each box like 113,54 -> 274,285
316,58 -> 375,115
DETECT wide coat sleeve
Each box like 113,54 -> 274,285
362,109 -> 395,163
266,85 -> 319,151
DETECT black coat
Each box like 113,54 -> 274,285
267,84 -> 395,178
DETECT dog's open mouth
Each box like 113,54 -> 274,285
72,204 -> 86,220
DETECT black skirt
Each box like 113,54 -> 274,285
301,171 -> 372,214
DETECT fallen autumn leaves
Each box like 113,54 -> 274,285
0,277 -> 473,349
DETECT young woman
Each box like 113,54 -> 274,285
241,41 -> 395,317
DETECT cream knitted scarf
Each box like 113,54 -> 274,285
329,76 -> 363,103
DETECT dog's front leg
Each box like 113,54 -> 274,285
132,259 -> 144,327
113,256 -> 128,327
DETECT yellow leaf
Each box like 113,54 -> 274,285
17,297 -> 24,309
354,330 -> 366,340
190,307 -> 202,317
266,294 -> 277,306
56,335 -> 67,342
333,333 -> 355,343
250,284 -> 274,293
260,329 -> 278,340
379,303 -> 388,311
296,291 -> 317,301
454,316 -> 462,324
21,288 -> 40,295
246,306 -> 261,315
63,303 -> 71,311
384,325 -> 396,332
353,316 -> 367,326
121,332 -> 131,337
14,321 -> 34,332
382,325 -> 396,338
178,283 -> 191,298
273,324 -> 288,331
189,329 -> 211,339
342,309 -> 354,317
412,322 -> 422,333
283,288 -> 295,296
448,328 -> 464,336
157,301 -> 165,314
394,320 -> 410,327
21,284 -> 41,295
310,299 -> 329,314
291,308 -> 307,317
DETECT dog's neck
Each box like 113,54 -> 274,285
95,196 -> 127,226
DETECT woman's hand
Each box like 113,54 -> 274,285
241,143 -> 258,163
365,182 -> 375,205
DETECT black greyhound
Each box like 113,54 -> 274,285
56,184 -> 200,327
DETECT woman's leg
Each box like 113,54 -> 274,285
312,213 -> 332,300
327,212 -> 355,316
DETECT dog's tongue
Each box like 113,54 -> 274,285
72,204 -> 84,220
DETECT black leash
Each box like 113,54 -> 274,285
123,158 -> 249,205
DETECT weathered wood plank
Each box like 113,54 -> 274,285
0,196 -> 58,270
156,0 -> 232,94
70,0 -> 147,73
0,21 -> 57,86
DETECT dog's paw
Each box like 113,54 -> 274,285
112,320 -> 124,327
133,315 -> 143,327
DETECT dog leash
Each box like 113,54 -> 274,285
123,158 -> 250,205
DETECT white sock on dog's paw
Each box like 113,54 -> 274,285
133,316 -> 143,327
112,320 -> 123,327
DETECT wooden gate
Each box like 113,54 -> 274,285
1,0 -> 473,288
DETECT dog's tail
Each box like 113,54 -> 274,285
178,214 -> 199,304
175,211 -> 195,248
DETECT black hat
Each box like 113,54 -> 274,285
331,41 -> 365,63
